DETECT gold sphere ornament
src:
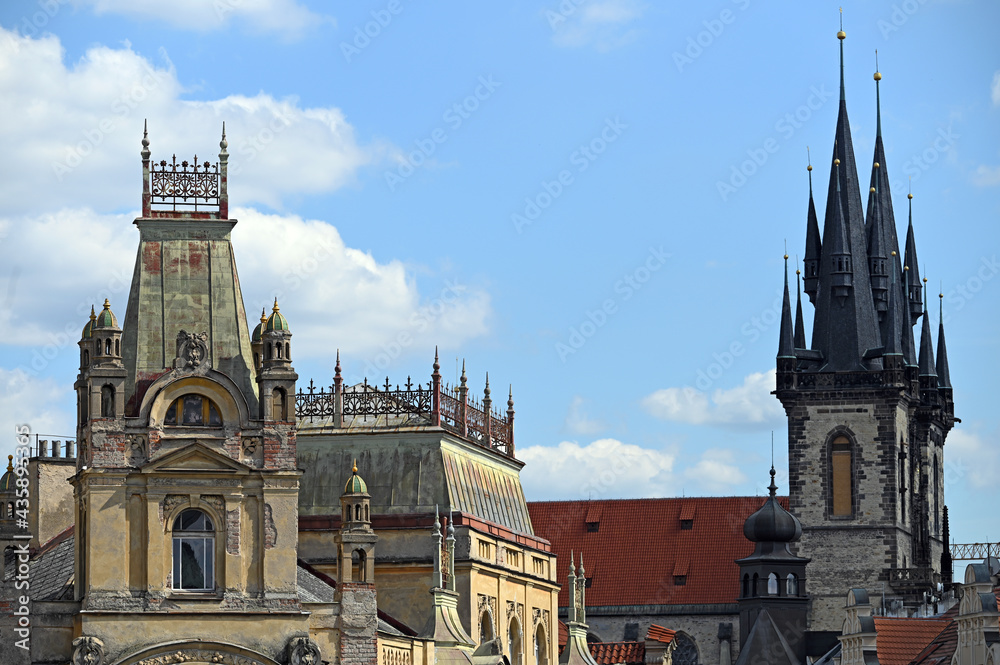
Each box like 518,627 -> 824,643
834,158 -> 841,165
874,162 -> 880,169
807,164 -> 813,171
891,251 -> 897,257
796,269 -> 801,275
784,254 -> 789,260
837,30 -> 846,40
874,72 -> 882,81
907,193 -> 913,200
923,277 -> 928,283
870,187 -> 876,193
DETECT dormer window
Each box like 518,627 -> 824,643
163,394 -> 222,427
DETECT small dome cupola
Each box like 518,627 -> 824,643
344,460 -> 368,495
743,467 -> 802,544
82,306 -> 97,340
94,299 -> 119,330
252,307 -> 266,343
340,459 -> 372,530
80,306 -> 98,369
251,307 -> 266,371
265,298 -> 290,332
0,455 -> 14,493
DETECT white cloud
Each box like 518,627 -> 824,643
972,165 -> 1000,187
0,369 -> 74,460
75,0 -> 327,40
992,70 -> 1000,107
641,369 -> 784,428
683,448 -> 748,493
518,438 -> 674,501
0,207 -> 491,369
946,428 -> 998,489
547,0 -> 644,52
564,395 -> 606,435
0,28 -> 382,216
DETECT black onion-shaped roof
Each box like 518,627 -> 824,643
743,468 -> 802,544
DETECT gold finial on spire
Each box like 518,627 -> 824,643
260,307 -> 266,324
807,146 -> 812,171
871,187 -> 876,193
90,305 -> 97,322
891,251 -> 897,257
272,297 -> 280,312
353,458 -> 358,474
874,162 -> 880,169
834,158 -> 841,165
6,455 -> 12,472
874,49 -> 881,80
837,7 -> 845,39
103,298 -> 111,309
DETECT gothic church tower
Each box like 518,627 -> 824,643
774,24 -> 956,636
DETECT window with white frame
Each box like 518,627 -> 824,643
172,509 -> 215,591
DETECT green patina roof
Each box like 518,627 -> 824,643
82,306 -> 96,339
94,299 -> 119,329
265,299 -> 289,332
251,307 -> 266,342
344,461 -> 368,494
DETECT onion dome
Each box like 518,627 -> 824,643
743,467 -> 801,544
94,299 -> 119,329
251,307 -> 266,343
264,298 -> 289,332
344,459 -> 368,494
82,306 -> 97,339
0,455 -> 15,492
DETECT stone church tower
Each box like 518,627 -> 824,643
774,25 -> 956,636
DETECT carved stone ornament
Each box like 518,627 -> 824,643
73,636 -> 105,665
129,650 -> 271,665
287,637 -> 321,665
174,330 -> 210,371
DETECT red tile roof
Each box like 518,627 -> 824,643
646,625 -> 676,645
873,617 -> 949,665
589,642 -> 644,665
527,497 -> 785,607
905,603 -> 961,665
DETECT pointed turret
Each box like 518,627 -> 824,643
918,282 -> 937,398
901,272 -> 917,368
883,252 -> 904,367
904,192 -> 923,321
867,180 -> 889,317
809,20 -> 881,371
778,255 -> 795,360
936,294 -> 951,390
794,267 -> 806,349
803,158 -> 822,303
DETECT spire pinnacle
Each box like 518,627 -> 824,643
838,9 -> 846,102
803,148 -> 822,303
768,465 -> 777,497
272,297 -> 280,313
220,121 -> 228,155
794,258 -> 806,349
937,292 -> 952,388
778,253 -> 795,359
874,50 -> 882,137
918,280 -> 937,379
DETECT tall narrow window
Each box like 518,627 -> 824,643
933,456 -> 940,535
509,617 -> 522,665
101,385 -> 114,418
272,388 -> 286,421
786,573 -> 798,596
767,572 -> 778,595
172,509 -> 214,591
480,611 -> 494,644
831,436 -> 852,517
535,625 -> 548,665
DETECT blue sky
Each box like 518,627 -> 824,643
0,1 -> 998,554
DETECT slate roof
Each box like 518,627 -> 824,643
733,609 -> 801,665
872,617 -> 949,665
528,497 -> 786,607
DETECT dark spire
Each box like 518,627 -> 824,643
838,11 -> 846,102
904,191 -> 923,321
803,152 -> 822,303
794,265 -> 806,349
809,22 -> 881,371
918,282 -> 937,380
778,255 -> 795,359
867,180 -> 889,318
936,293 -> 952,388
901,272 -> 917,367
884,252 -> 903,359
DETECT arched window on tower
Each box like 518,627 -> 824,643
352,549 -> 366,582
272,388 -> 286,421
163,395 -> 223,427
751,573 -> 759,597
535,624 -> 548,665
767,572 -> 779,595
831,435 -> 853,517
742,574 -> 750,598
105,338 -> 111,355
933,455 -> 940,536
899,442 -> 907,522
83,350 -> 90,366
285,342 -> 290,359
786,573 -> 798,596
100,385 -> 114,418
480,609 -> 494,644
172,509 -> 215,591
508,616 -> 523,665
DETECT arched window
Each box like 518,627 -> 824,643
672,633 -> 699,665
480,610 -> 494,644
535,624 -> 548,665
101,385 -> 114,418
352,549 -> 366,582
751,573 -> 759,597
285,342 -> 290,359
831,435 -> 853,517
786,573 -> 798,596
163,395 -> 222,427
83,350 -> 90,366
253,352 -> 260,368
899,442 -> 907,521
742,574 -> 749,598
355,503 -> 361,521
508,617 -> 522,665
115,339 -> 120,356
105,338 -> 111,355
272,388 -> 286,421
276,343 -> 282,359
172,509 -> 214,591
767,572 -> 779,595
265,344 -> 271,360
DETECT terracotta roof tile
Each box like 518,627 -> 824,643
645,625 -> 676,644
589,642 -> 644,665
873,617 -> 949,665
906,603 -> 961,665
528,497 -> 786,607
